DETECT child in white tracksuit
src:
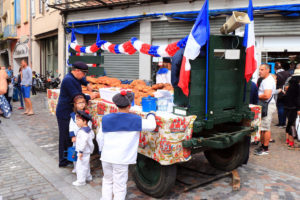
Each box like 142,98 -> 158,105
72,110 -> 95,186
69,94 -> 92,173
97,91 -> 156,200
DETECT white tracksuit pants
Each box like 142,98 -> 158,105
101,161 -> 129,200
76,153 -> 92,183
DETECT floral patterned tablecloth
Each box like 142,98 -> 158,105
249,104 -> 262,143
47,89 -> 197,165
47,89 -> 260,165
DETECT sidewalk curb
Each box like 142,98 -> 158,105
1,118 -> 100,200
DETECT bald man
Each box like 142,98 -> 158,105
255,64 -> 276,156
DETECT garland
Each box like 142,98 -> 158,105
69,36 -> 188,57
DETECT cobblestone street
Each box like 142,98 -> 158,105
0,124 -> 66,200
1,93 -> 300,200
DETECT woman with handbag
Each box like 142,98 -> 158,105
284,69 -> 300,149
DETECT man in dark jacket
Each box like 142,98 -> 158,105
56,62 -> 96,167
275,62 -> 290,127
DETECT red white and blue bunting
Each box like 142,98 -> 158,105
69,36 -> 188,57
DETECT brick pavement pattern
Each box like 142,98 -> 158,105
5,93 -> 300,199
0,129 -> 66,200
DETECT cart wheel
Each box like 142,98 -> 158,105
204,136 -> 250,171
130,154 -> 177,198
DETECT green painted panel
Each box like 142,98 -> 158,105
173,35 -> 250,132
69,56 -> 103,64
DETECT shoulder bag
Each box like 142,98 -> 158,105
258,95 -> 273,118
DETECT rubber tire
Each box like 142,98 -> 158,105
130,154 -> 177,198
204,136 -> 250,171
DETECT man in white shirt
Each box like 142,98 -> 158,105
255,64 -> 276,156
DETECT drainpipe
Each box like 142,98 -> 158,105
62,12 -> 66,76
29,0 -> 32,66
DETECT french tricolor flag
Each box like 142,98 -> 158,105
243,0 -> 257,82
178,0 -> 209,96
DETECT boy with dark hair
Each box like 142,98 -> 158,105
72,110 -> 95,186
97,90 -> 157,200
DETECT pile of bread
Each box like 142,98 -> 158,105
82,76 -> 173,105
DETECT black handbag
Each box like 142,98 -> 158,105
258,95 -> 273,118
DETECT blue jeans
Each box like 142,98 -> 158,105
277,101 -> 286,126
17,87 -> 24,107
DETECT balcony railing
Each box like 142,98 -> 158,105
3,25 -> 17,38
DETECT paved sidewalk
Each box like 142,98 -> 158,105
3,93 -> 300,200
0,128 -> 66,200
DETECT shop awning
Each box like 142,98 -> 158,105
49,0 -> 167,12
66,14 -> 161,34
165,4 -> 300,21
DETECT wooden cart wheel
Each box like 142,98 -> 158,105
130,154 -> 177,198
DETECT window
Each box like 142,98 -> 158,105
23,0 -> 29,22
39,0 -> 44,14
45,0 -> 49,11
14,0 -> 21,25
31,0 -> 35,17
41,36 -> 58,77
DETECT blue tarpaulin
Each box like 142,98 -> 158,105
165,4 -> 300,21
66,20 -> 139,34
67,14 -> 161,34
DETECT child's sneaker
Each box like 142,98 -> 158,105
86,176 -> 93,182
72,180 -> 86,186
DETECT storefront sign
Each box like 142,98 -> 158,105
13,43 -> 29,58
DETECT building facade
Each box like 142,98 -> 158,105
31,0 -> 64,77
50,0 -> 300,80
1,0 -> 30,75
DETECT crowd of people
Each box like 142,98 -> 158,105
252,62 -> 300,155
0,59 -> 35,122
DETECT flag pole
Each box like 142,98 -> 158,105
205,0 -> 209,120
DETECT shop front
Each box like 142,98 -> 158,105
13,41 -> 29,75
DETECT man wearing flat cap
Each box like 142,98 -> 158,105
56,61 -> 96,167
96,90 -> 157,200
156,57 -> 171,84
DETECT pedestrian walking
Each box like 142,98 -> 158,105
72,110 -> 94,186
255,64 -> 276,156
96,91 -> 156,200
275,62 -> 290,127
15,68 -> 24,110
6,78 -> 13,111
32,71 -> 37,95
56,61 -> 96,167
69,94 -> 92,174
284,69 -> 300,149
6,65 -> 13,78
20,60 -> 34,115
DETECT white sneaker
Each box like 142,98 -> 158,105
72,180 -> 86,186
72,169 -> 76,174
